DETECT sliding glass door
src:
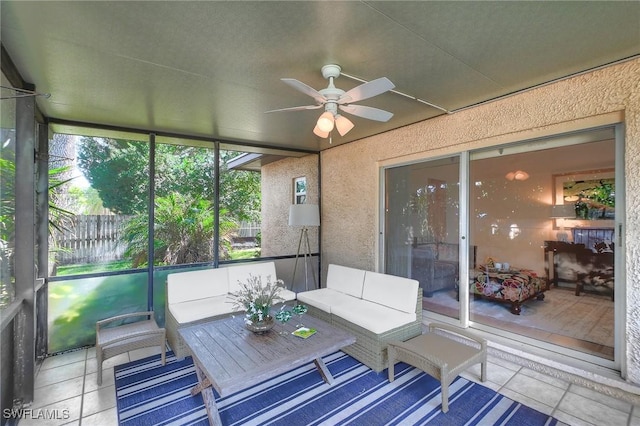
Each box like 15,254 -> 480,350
382,126 -> 622,367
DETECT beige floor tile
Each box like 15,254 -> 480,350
32,376 -> 84,409
520,367 -> 571,390
567,383 -> 633,414
86,346 -> 96,359
34,361 -> 86,388
16,395 -> 82,426
40,350 -> 87,370
553,409 -> 597,426
484,362 -> 520,387
84,370 -> 114,393
82,407 -> 119,426
498,387 -> 555,416
487,354 -> 522,372
503,373 -> 566,408
93,352 -> 129,372
557,391 -> 629,426
82,385 -> 117,418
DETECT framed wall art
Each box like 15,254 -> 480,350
553,169 -> 615,228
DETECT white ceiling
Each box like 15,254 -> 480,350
1,1 -> 639,152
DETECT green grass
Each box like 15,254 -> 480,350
56,248 -> 262,275
229,248 -> 261,260
56,259 -> 135,275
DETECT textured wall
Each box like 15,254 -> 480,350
320,59 -> 640,383
261,154 -> 319,257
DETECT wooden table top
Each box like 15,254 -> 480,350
179,313 -> 356,396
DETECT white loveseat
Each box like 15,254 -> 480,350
165,261 -> 296,358
297,264 -> 422,372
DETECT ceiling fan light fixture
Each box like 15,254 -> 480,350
317,111 -> 335,132
335,115 -> 354,136
313,124 -> 329,138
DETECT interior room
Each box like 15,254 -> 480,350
1,1 -> 639,425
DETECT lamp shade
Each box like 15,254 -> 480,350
550,204 -> 576,218
289,204 -> 320,227
313,125 -> 329,138
316,111 -> 335,132
335,115 -> 354,136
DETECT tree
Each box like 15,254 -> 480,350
76,138 -> 149,214
76,138 -> 261,221
121,192 -> 237,266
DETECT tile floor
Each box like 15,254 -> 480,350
16,346 -> 640,426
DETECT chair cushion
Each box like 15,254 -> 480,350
331,300 -> 416,334
297,288 -> 359,313
169,295 -> 233,324
167,268 -> 228,304
362,271 -> 418,314
326,264 -> 366,298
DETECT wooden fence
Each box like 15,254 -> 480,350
54,216 -> 261,265
54,215 -> 131,265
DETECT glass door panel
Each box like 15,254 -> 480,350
384,157 -> 460,320
469,134 -> 616,360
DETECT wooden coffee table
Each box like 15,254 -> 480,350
179,313 -> 356,425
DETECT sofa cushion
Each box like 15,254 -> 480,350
167,268 -> 229,304
331,300 -> 416,334
326,264 -> 366,298
362,271 -> 418,314
437,243 -> 459,262
169,295 -> 233,324
434,262 -> 457,279
297,288 -> 359,314
278,288 -> 297,302
227,261 -> 279,294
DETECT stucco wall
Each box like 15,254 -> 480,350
261,154 -> 319,257
319,59 -> 640,383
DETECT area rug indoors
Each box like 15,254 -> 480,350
115,351 -> 559,426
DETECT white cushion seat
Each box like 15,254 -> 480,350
331,300 -> 417,334
296,288 -> 358,313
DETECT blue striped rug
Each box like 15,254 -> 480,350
115,351 -> 559,425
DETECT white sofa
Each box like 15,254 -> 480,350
297,264 -> 422,372
165,261 -> 296,358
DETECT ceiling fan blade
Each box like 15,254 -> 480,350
281,78 -> 327,104
339,77 -> 395,104
264,104 -> 323,113
339,104 -> 393,122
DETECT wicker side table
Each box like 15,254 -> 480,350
388,322 -> 487,413
96,311 -> 166,385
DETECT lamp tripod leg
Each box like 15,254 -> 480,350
292,228 -> 305,291
304,229 -> 317,290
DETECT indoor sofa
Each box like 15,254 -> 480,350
165,261 -> 296,358
411,242 -> 477,297
297,264 -> 422,372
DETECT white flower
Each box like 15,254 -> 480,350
228,274 -> 285,323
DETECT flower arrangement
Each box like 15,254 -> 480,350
228,274 -> 285,324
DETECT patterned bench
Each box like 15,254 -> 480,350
471,268 -> 547,315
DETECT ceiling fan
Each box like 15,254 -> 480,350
265,64 -> 395,138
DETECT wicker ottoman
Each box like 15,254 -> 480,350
387,323 -> 487,413
96,311 -> 166,385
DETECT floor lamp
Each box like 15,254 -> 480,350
289,204 -> 320,291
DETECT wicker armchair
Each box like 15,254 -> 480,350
95,311 -> 166,385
